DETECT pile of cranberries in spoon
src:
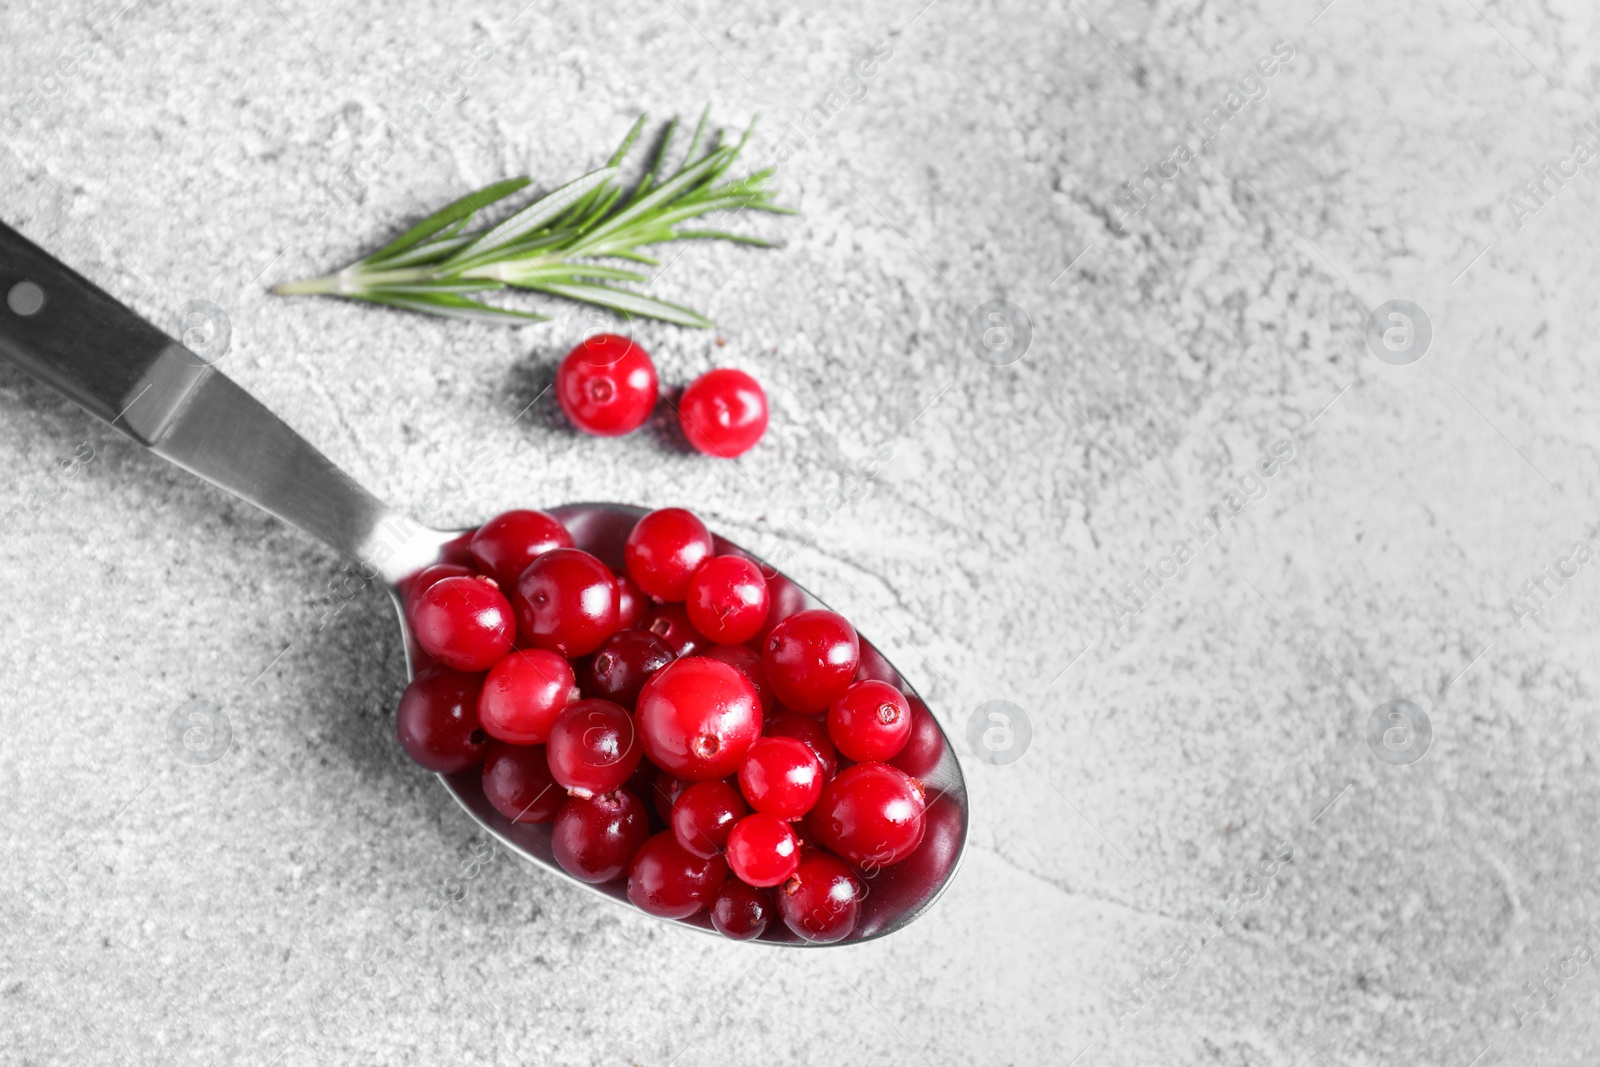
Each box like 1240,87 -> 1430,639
395,504 -> 961,943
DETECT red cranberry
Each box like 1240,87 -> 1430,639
854,641 -> 898,686
546,699 -> 641,797
670,780 -> 748,858
764,711 -> 838,781
469,509 -> 573,590
889,695 -> 945,779
652,770 -> 693,824
778,851 -> 861,943
685,555 -> 770,645
627,832 -> 728,918
643,603 -> 707,659
410,575 -> 514,672
514,548 -> 619,656
738,737 -> 824,819
477,649 -> 577,744
552,788 -> 649,883
678,368 -> 768,458
806,763 -> 926,869
763,609 -> 860,713
624,507 -> 713,601
710,880 -> 772,941
481,743 -> 563,823
556,333 -> 659,437
404,563 -> 472,629
752,571 -> 807,649
614,572 -> 646,630
725,814 -> 800,887
396,666 -> 489,773
636,657 -> 764,780
827,680 -> 912,763
702,643 -> 772,712
583,630 -> 674,709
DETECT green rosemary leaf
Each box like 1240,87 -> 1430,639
364,280 -> 506,295
682,105 -> 711,164
531,282 -> 712,328
579,147 -> 734,245
608,114 -> 649,167
364,291 -> 550,324
448,166 -> 618,264
639,115 -> 679,197
671,229 -> 780,247
367,177 -> 531,263
374,234 -> 477,268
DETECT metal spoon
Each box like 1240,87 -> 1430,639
0,220 -> 968,945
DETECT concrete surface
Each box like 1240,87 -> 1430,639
4,0 -> 1600,1064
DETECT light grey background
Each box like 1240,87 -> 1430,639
4,0 -> 1600,1064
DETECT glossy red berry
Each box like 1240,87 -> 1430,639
404,563 -> 472,629
778,851 -> 862,943
624,508 -> 713,601
552,788 -> 649,883
477,649 -> 577,744
763,710 -> 838,781
469,509 -> 573,590
738,736 -> 824,819
806,763 -> 926,869
556,333 -> 658,436
751,570 -> 808,650
627,832 -> 728,918
411,575 -> 514,671
546,699 -> 641,797
583,629 -> 674,710
670,779 -> 748,858
636,657 -> 764,780
889,695 -> 945,779
643,603 -> 707,659
685,555 -> 770,645
827,680 -> 912,763
514,548 -> 619,656
396,666 -> 489,773
702,643 -> 772,712
652,770 -> 693,824
613,572 -> 646,630
481,743 -> 563,823
763,609 -> 860,713
678,368 -> 768,458
710,880 -> 772,941
726,814 -> 801,887
854,641 -> 899,686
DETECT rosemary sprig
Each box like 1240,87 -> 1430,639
273,111 -> 792,327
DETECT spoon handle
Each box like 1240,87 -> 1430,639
0,220 -> 430,578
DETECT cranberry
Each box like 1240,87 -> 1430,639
778,851 -> 861,943
477,649 -> 577,744
763,609 -> 860,713
481,743 -> 563,823
396,666 -> 489,773
751,571 -> 808,650
583,630 -> 674,709
652,770 -> 693,824
404,563 -> 472,629
410,575 -> 514,672
627,832 -> 727,918
763,710 -> 838,781
670,780 -> 748,858
636,657 -> 764,780
806,763 -> 926,869
710,880 -> 772,941
854,641 -> 899,686
624,507 -> 713,602
738,737 -> 824,819
685,555 -> 770,645
678,368 -> 768,458
726,814 -> 800,887
643,603 -> 707,659
546,699 -> 641,797
551,788 -> 649,883
514,548 -> 619,656
702,643 -> 772,712
613,571 -> 646,630
469,509 -> 573,590
827,680 -> 912,763
889,695 -> 945,779
556,333 -> 658,437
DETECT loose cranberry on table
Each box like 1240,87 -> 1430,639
396,666 -> 489,773
552,788 -> 650,883
702,643 -> 771,712
685,554 -> 770,645
556,333 -> 659,437
643,603 -> 707,660
636,657 -> 764,780
410,575 -> 514,672
726,813 -> 801,887
806,762 -> 926,869
710,880 -> 772,941
477,649 -> 577,744
763,609 -> 860,714
779,851 -> 862,943
468,509 -> 573,590
738,736 -> 824,819
613,571 -> 646,630
763,710 -> 839,781
678,368 -> 768,459
670,779 -> 748,858
583,629 -> 674,709
827,679 -> 912,763
624,507 -> 713,601
481,743 -> 563,823
627,832 -> 728,918
514,547 -> 619,656
546,699 -> 642,797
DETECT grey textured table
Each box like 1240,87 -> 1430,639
4,1 -> 1600,1064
